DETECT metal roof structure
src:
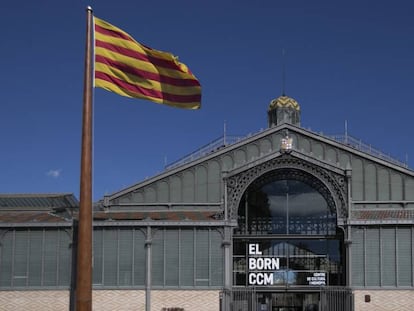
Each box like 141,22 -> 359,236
0,193 -> 78,210
93,210 -> 221,222
0,193 -> 78,226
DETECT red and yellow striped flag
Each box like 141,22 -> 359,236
94,17 -> 201,109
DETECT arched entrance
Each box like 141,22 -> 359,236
230,165 -> 346,311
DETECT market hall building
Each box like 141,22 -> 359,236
1,95 -> 414,311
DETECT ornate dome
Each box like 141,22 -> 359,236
268,95 -> 300,111
267,95 -> 301,127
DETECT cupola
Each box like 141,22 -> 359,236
267,95 -> 301,127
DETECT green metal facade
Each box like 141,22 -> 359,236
351,226 -> 414,287
0,228 -> 72,288
110,125 -> 414,211
92,227 -> 223,288
1,123 -> 414,293
101,123 -> 414,290
0,227 -> 224,289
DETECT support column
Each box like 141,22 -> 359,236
222,175 -> 232,311
223,228 -> 232,290
222,228 -> 232,311
345,166 -> 352,287
145,226 -> 152,311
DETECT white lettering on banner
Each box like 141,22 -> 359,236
306,272 -> 326,285
248,257 -> 280,270
249,243 -> 262,255
247,243 -> 328,287
248,272 -> 274,285
247,243 -> 280,286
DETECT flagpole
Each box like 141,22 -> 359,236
76,6 -> 94,311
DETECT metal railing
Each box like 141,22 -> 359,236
164,129 -> 409,171
320,287 -> 354,311
329,134 -> 408,168
220,287 -> 354,311
165,135 -> 244,170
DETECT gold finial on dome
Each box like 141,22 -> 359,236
268,95 -> 300,111
267,94 -> 301,127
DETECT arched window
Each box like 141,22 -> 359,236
233,170 -> 345,287
237,169 -> 337,236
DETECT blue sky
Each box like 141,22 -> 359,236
1,0 -> 413,201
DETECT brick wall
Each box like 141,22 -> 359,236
0,291 -> 69,311
0,289 -> 220,311
151,290 -> 219,311
354,290 -> 414,311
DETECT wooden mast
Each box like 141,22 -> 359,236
76,6 -> 93,311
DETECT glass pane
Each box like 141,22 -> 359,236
103,229 -> 118,286
366,228 -> 380,286
118,229 -> 133,286
241,176 -> 336,236
382,228 -> 396,286
151,229 -> 164,286
14,230 -> 28,286
58,229 -> 71,286
397,228 -> 412,286
210,230 -> 223,286
289,256 -> 325,271
93,229 -> 103,285
28,230 -> 43,286
233,271 -> 246,286
195,229 -> 209,286
165,229 -> 179,286
233,257 -> 246,272
233,240 -> 246,255
43,230 -> 58,286
133,230 -> 145,286
351,227 -> 364,286
180,229 -> 194,286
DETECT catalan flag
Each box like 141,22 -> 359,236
94,17 -> 201,109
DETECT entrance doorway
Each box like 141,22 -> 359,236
223,287 -> 353,311
257,292 -> 319,311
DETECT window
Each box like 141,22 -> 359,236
233,169 -> 344,287
237,170 -> 336,236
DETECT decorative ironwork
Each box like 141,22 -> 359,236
225,154 -> 348,222
236,215 -> 338,236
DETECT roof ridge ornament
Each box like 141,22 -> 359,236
280,131 -> 293,153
